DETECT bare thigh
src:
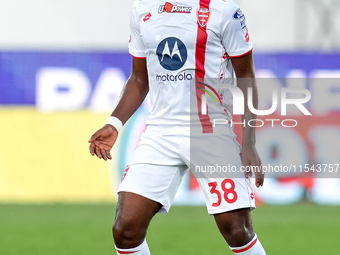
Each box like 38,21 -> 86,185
214,208 -> 255,247
113,191 -> 162,249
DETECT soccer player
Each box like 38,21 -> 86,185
89,0 -> 266,254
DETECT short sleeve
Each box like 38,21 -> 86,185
128,4 -> 146,58
220,2 -> 253,58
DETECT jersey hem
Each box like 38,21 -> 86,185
228,48 -> 253,58
129,52 -> 147,59
129,54 -> 146,59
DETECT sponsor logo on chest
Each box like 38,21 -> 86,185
156,37 -> 188,71
158,2 -> 192,14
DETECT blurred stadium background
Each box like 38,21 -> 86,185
1,0 -> 340,254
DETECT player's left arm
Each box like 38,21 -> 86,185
230,51 -> 264,188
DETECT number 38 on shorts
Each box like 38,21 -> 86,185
208,179 -> 238,206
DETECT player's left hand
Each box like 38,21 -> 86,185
240,144 -> 264,188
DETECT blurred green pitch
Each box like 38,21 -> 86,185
1,204 -> 339,255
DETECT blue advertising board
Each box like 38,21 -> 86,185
1,52 -> 340,106
1,51 -> 340,205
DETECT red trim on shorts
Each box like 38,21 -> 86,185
228,48 -> 253,58
195,0 -> 213,134
232,238 -> 258,253
129,53 -> 146,59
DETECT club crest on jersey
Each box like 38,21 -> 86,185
197,8 -> 210,27
158,2 -> 192,14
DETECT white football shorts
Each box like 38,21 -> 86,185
118,126 -> 255,214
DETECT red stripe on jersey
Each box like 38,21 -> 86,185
228,48 -> 253,58
195,0 -> 213,134
232,238 -> 258,253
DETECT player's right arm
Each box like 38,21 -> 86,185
88,57 -> 149,161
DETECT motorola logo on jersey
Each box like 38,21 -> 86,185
156,72 -> 192,82
156,37 -> 187,71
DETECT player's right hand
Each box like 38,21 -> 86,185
88,124 -> 118,161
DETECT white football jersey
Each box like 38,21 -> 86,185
129,0 -> 252,133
